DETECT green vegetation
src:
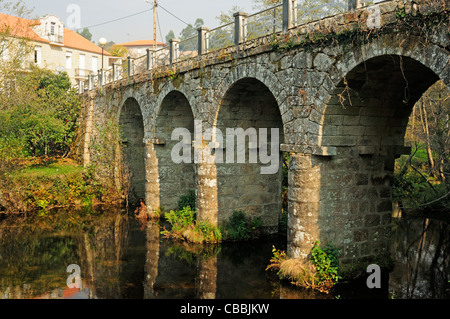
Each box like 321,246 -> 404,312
266,241 -> 341,294
270,8 -> 448,52
222,210 -> 262,241
77,27 -> 92,41
393,81 -> 449,214
161,206 -> 222,244
1,158 -> 113,214
163,194 -> 266,243
177,190 -> 196,211
13,160 -> 83,178
161,208 -> 267,244
0,67 -> 81,162
310,241 -> 341,287
0,68 -> 121,215
394,145 -> 447,209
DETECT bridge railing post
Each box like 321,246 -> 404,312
283,0 -> 297,32
98,70 -> 103,88
127,56 -> 132,77
169,38 -> 180,66
146,48 -> 152,70
112,63 -> 116,82
233,11 -> 248,46
197,26 -> 210,55
348,0 -> 364,10
88,74 -> 93,90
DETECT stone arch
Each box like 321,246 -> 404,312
288,41 -> 448,264
153,81 -> 201,125
214,77 -> 285,234
118,97 -> 146,206
147,89 -> 197,212
117,87 -> 148,128
211,60 -> 292,130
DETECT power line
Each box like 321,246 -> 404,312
71,9 -> 152,32
157,2 -> 190,26
64,0 -> 192,42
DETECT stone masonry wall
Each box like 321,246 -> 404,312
75,0 -> 449,266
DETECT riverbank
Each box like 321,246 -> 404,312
0,157 -> 123,216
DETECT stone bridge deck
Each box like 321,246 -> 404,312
76,0 -> 449,266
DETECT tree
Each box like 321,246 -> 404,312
396,80 -> 450,208
107,44 -> 128,57
0,0 -> 33,84
216,0 -> 348,26
0,0 -> 32,17
0,67 -> 81,162
105,40 -> 115,50
77,27 -> 92,41
165,29 -> 175,44
216,5 -> 242,24
179,18 -> 204,40
179,18 -> 204,51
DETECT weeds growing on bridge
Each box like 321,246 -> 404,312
270,8 -> 449,53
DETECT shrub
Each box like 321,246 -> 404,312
223,210 -> 262,241
310,241 -> 341,288
161,206 -> 221,244
164,206 -> 196,234
178,190 -> 196,211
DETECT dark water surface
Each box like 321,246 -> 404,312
0,208 -> 448,299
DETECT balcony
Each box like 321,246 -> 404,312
75,68 -> 93,80
47,33 -> 64,46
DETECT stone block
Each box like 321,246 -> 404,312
365,214 -> 381,227
313,53 -> 334,72
377,200 -> 392,212
353,229 -> 368,242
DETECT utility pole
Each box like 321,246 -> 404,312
146,0 -> 158,51
153,0 -> 157,51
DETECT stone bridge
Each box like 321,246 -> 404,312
76,0 -> 449,266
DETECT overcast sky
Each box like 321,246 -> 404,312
18,0 -> 257,44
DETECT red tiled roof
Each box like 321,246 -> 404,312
63,28 -> 111,56
0,13 -> 111,55
0,13 -> 48,43
117,40 -> 166,47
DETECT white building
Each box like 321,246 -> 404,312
0,13 -> 120,87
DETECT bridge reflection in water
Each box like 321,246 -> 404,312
0,208 -> 448,299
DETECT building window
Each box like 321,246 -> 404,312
50,22 -> 55,35
34,46 -> 42,65
66,51 -> 72,69
79,53 -> 85,76
91,56 -> 98,72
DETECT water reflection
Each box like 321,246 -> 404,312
389,216 -> 450,299
0,208 -> 448,299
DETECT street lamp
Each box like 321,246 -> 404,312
99,37 -> 107,69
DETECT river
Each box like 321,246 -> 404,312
0,207 -> 448,299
